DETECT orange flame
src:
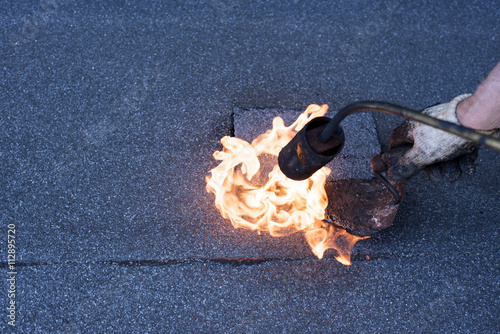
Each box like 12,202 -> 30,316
206,104 -> 366,265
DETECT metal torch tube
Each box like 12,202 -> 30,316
318,101 -> 500,151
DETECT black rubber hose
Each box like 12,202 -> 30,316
319,101 -> 500,151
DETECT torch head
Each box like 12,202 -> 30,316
278,117 -> 345,180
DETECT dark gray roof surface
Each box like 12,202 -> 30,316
1,1 -> 499,332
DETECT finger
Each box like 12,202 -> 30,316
389,121 -> 414,149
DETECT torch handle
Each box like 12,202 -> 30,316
319,101 -> 500,151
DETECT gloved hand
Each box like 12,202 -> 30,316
379,94 -> 489,182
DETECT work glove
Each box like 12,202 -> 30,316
379,94 -> 491,182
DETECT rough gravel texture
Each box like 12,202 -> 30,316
1,0 -> 499,333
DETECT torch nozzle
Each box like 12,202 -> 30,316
278,117 -> 344,180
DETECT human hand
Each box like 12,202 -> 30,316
377,94 -> 483,182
